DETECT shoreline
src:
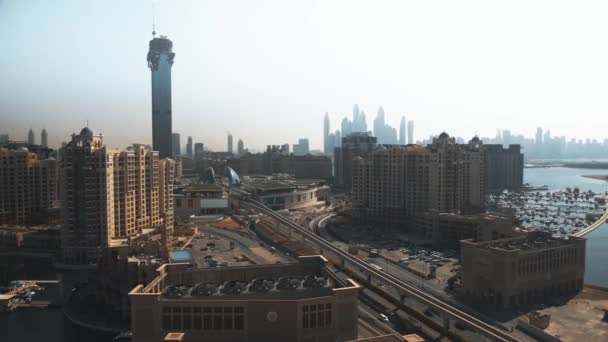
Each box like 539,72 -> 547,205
582,175 -> 608,181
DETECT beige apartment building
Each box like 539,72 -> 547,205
60,127 -> 174,266
0,147 -> 58,224
352,133 -> 485,229
460,231 -> 586,308
129,256 -> 360,342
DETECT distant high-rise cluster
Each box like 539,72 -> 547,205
59,127 -> 174,265
482,126 -> 608,159
323,105 -> 413,156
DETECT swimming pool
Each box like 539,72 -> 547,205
171,250 -> 193,263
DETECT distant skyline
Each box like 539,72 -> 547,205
2,0 -> 608,150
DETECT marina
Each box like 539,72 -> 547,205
488,189 -> 608,237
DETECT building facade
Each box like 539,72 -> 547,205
129,256 -> 360,342
460,231 -> 586,308
483,144 -> 524,193
174,184 -> 228,217
0,146 -> 58,224
148,35 -> 175,159
351,134 -> 485,229
334,132 -> 377,192
59,127 -> 174,266
172,133 -> 181,157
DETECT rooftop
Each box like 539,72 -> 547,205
477,232 -> 583,252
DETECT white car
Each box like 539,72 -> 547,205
378,313 -> 390,323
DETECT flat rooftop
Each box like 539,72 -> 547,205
479,234 -> 582,252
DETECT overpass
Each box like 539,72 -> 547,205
236,196 -> 521,342
573,205 -> 608,237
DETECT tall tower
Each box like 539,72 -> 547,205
227,132 -> 233,154
41,128 -> 48,147
407,120 -> 414,144
172,132 -> 181,156
147,33 -> 175,159
28,128 -> 35,145
186,136 -> 193,157
237,139 -> 244,157
399,116 -> 406,145
323,112 -> 330,154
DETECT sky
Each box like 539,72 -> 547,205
1,0 -> 608,151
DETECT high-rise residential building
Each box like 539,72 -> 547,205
334,130 -> 341,148
227,132 -> 233,154
407,120 -> 414,144
237,139 -> 245,157
334,132 -> 377,192
186,136 -> 193,157
148,34 -> 175,159
483,144 -> 524,193
0,146 -> 57,224
172,132 -> 181,156
352,133 -> 485,228
293,138 -> 310,156
28,128 -> 35,145
0,134 -> 9,145
399,116 -> 406,145
194,143 -> 204,160
59,127 -> 174,266
323,112 -> 330,154
41,128 -> 48,147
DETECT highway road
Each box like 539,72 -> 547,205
239,196 -> 522,342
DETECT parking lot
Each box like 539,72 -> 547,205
186,224 -> 295,269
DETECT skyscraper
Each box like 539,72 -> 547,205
186,136 -> 193,157
373,106 -> 385,140
227,132 -> 233,154
237,139 -> 245,157
334,132 -> 377,192
399,116 -> 406,145
28,128 -> 35,145
172,132 -> 181,156
194,143 -> 204,160
341,117 -> 353,137
0,134 -> 8,145
41,128 -> 48,147
407,120 -> 414,144
536,127 -> 543,145
323,112 -> 330,154
147,34 -> 175,159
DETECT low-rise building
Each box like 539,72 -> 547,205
174,184 -> 228,217
129,255 -> 360,342
241,176 -> 326,212
411,211 -> 520,246
460,231 -> 586,308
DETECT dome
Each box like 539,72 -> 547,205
471,136 -> 480,142
438,132 -> 450,139
80,127 -> 93,136
17,146 -> 29,152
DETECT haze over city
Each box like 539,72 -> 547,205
2,0 -> 608,150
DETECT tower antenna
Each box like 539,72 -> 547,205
152,2 -> 156,37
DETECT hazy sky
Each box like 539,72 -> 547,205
1,0 -> 608,150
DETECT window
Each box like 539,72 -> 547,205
235,315 -> 244,330
162,315 -> 171,330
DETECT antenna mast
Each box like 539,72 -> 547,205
152,2 -> 156,37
